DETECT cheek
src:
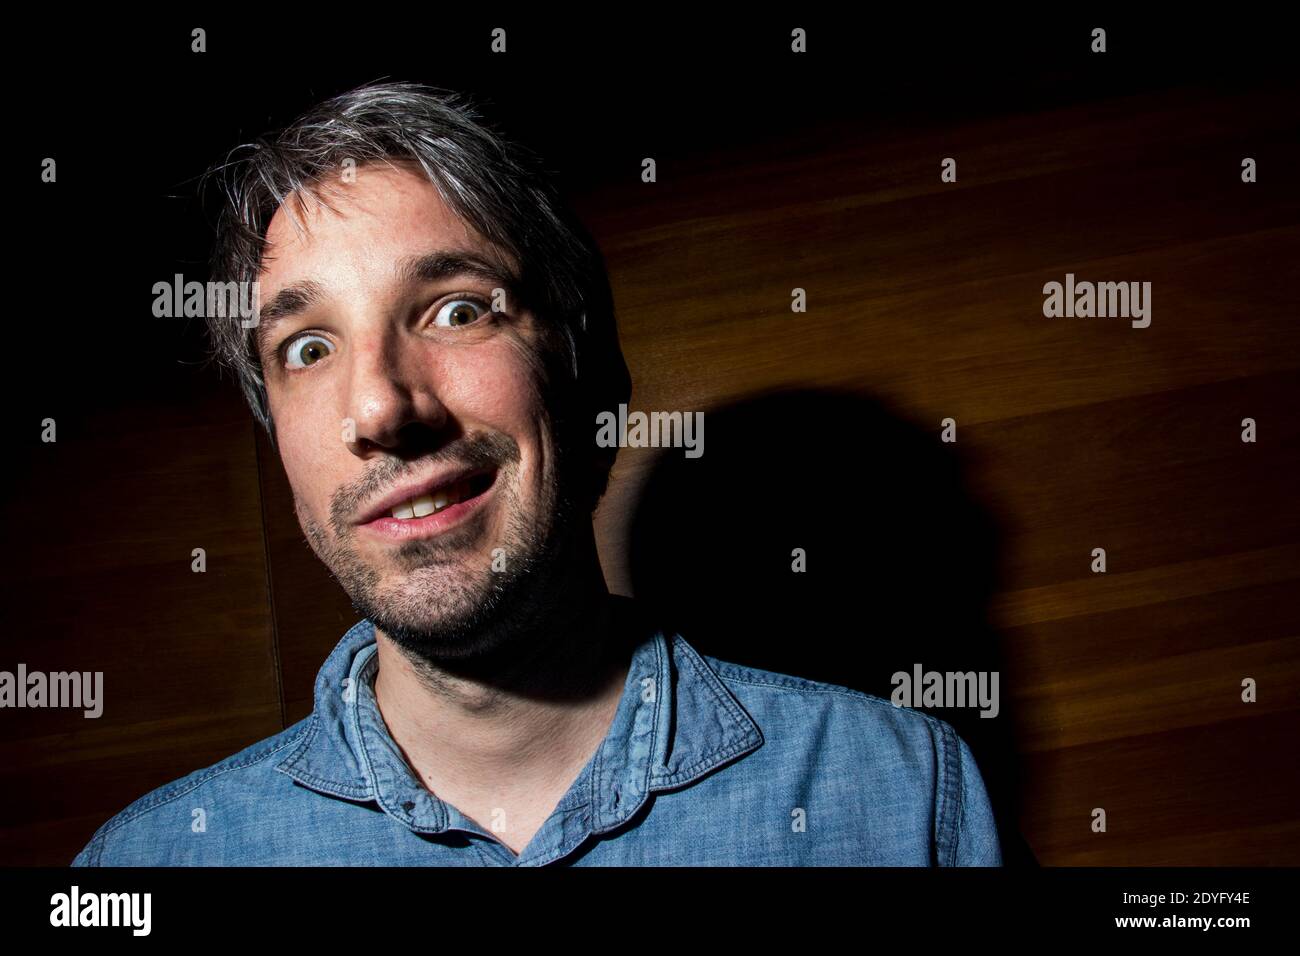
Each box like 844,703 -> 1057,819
446,340 -> 556,493
444,337 -> 546,427
271,396 -> 342,515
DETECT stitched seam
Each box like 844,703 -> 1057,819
594,633 -> 665,830
650,737 -> 761,791
719,668 -> 962,864
81,831 -> 105,866
954,738 -> 968,863
274,712 -> 369,799
92,723 -> 313,843
643,635 -> 665,797
350,655 -> 388,812
529,813 -> 598,867
274,711 -> 320,774
273,715 -> 368,799
718,673 -> 952,734
273,713 -> 361,797
675,639 -> 754,729
646,640 -> 762,789
468,835 -> 498,866
936,721 -> 959,866
282,771 -> 371,799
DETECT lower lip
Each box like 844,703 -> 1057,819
358,474 -> 497,541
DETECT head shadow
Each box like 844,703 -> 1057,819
624,385 -> 1037,866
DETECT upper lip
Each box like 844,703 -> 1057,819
355,464 -> 496,525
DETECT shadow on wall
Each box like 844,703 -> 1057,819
624,386 -> 1037,867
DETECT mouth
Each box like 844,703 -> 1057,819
356,466 -> 499,540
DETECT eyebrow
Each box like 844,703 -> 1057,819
253,249 -> 522,358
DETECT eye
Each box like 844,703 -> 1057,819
283,333 -> 334,370
432,297 -> 490,329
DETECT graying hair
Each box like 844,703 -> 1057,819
200,79 -> 630,509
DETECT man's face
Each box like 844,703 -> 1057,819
255,162 -> 578,659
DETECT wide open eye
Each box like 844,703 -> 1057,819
284,333 -> 334,369
432,298 -> 489,329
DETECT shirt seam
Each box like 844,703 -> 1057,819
84,721 -> 314,853
647,640 -> 764,790
717,670 -> 964,865
715,673 -> 953,732
674,638 -> 756,733
350,654 -> 385,810
593,632 -> 666,831
935,720 -> 961,866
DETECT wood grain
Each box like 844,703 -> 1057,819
4,83 -> 1294,867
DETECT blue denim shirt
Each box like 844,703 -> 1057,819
72,599 -> 1002,866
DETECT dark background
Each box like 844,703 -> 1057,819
3,12 -> 1297,865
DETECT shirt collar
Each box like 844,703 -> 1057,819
274,597 -> 764,838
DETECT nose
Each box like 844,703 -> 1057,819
342,329 -> 449,456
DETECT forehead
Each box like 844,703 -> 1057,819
258,161 -> 508,284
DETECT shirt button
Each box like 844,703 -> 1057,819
403,801 -> 416,812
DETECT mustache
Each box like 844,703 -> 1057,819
327,431 -> 520,533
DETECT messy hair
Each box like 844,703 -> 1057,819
200,79 -> 631,511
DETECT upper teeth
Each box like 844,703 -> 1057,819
390,478 -> 474,519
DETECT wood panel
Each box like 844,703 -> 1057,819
257,83 -> 1299,865
5,80 -> 1293,868
254,428 -> 359,725
0,379 -> 280,865
575,86 -> 1300,865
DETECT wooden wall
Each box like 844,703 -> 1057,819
572,84 -> 1300,865
3,83 -> 1295,866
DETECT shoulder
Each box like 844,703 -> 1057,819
695,646 -> 1000,865
71,717 -> 314,866
696,646 -> 961,759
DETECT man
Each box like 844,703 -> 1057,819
73,81 -> 1003,866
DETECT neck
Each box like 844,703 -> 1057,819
370,540 -> 632,809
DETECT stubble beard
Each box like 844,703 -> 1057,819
297,428 -> 585,667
